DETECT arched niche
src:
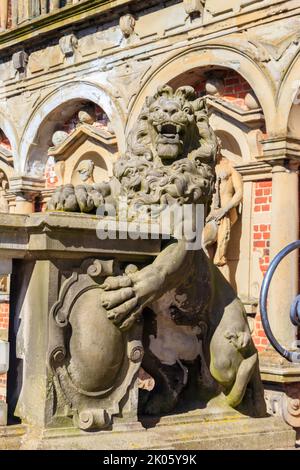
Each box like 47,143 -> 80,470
215,130 -> 242,164
215,130 -> 242,160
71,152 -> 110,186
0,112 -> 18,165
169,66 -> 264,161
46,124 -> 118,188
287,103 -> 300,139
277,52 -> 300,137
0,128 -> 14,180
0,167 -> 9,213
18,81 -> 125,175
127,46 -> 275,137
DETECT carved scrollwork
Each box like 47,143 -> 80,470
282,390 -> 300,428
48,258 -> 143,430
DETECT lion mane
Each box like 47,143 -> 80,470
47,85 -> 217,213
114,85 -> 217,208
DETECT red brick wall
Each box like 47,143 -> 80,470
253,181 -> 272,276
0,302 -> 9,331
45,105 -> 109,189
195,70 -> 253,109
0,375 -> 6,402
0,130 -> 11,151
252,181 -> 272,351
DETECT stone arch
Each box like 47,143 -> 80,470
127,45 -> 276,136
209,117 -> 251,163
277,52 -> 300,138
18,81 -> 126,174
0,111 -> 19,166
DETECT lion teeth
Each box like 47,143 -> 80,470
157,124 -> 162,132
176,125 -> 181,133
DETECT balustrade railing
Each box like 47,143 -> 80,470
0,0 -> 89,31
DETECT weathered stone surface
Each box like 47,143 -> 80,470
0,212 -> 162,259
0,412 -> 296,450
0,0 -> 300,448
203,142 -> 243,271
45,85 -> 265,424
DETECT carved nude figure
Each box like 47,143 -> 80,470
202,142 -> 243,267
48,85 -> 266,423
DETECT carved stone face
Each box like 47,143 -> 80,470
77,159 -> 95,183
147,95 -> 195,162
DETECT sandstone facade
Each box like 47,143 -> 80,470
0,0 -> 300,446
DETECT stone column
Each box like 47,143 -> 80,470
31,1 -> 41,18
14,260 -> 57,427
15,193 -> 35,214
269,162 -> 299,349
0,259 -> 12,426
40,0 -> 48,15
11,0 -> 18,28
8,176 -> 45,215
50,0 -> 60,12
0,0 -> 8,30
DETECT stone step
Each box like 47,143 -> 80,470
0,414 -> 296,450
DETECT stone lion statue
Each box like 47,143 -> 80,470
47,85 -> 266,418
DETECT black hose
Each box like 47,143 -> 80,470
259,240 -> 300,363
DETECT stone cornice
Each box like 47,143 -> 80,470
261,137 -> 300,163
8,175 -> 45,193
0,212 -> 162,260
1,2 -> 300,99
259,350 -> 300,383
0,0 -> 135,53
207,97 -> 265,128
48,125 -> 117,160
0,0 -> 296,57
235,161 -> 272,180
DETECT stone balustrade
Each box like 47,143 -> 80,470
0,0 -> 89,31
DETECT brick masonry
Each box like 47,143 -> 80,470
195,69 -> 253,109
45,104 -> 109,189
252,181 -> 272,352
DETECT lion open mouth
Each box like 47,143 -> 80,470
156,122 -> 183,143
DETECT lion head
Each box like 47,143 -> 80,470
114,85 -> 217,208
47,85 -> 217,214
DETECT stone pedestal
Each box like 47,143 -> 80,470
0,212 -> 296,448
260,350 -> 300,430
0,213 -> 161,432
0,410 -> 296,450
